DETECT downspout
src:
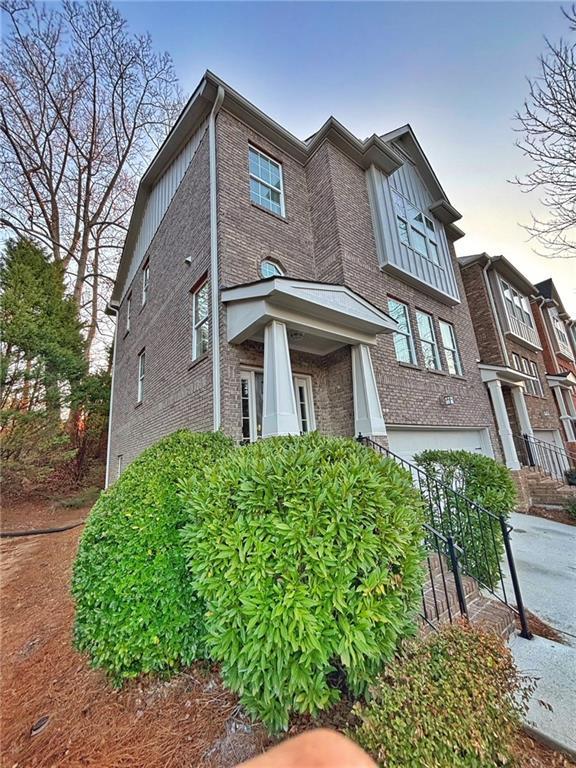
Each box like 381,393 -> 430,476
104,306 -> 119,489
209,85 -> 225,432
482,260 -> 509,367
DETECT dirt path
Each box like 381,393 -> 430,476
0,519 -> 264,767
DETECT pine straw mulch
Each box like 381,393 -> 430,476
1,500 -> 574,768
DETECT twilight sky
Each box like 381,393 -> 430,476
119,1 -> 576,314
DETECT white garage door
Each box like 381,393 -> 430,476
387,427 -> 493,464
533,429 -> 559,447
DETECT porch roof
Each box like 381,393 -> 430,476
221,277 -> 397,354
478,363 -> 531,386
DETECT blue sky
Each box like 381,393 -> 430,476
119,1 -> 575,312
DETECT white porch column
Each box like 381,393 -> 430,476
486,379 -> 520,470
352,344 -> 386,437
552,386 -> 576,442
511,385 -> 533,437
262,320 -> 300,438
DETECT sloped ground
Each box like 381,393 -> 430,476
1,501 -> 573,768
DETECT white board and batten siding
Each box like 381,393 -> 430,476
122,119 -> 209,301
367,158 -> 460,304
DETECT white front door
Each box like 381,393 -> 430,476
240,370 -> 315,442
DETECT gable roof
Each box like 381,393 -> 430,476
459,252 -> 537,297
534,278 -> 573,321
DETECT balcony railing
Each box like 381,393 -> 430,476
506,314 -> 541,349
513,432 -> 576,485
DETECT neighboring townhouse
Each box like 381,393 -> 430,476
459,253 -> 565,471
533,278 -> 576,451
106,71 -> 501,485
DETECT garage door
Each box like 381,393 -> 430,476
533,429 -> 558,447
387,427 -> 493,464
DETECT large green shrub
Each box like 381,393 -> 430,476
72,429 -> 234,682
181,433 -> 424,731
352,622 -> 530,768
414,450 -> 517,589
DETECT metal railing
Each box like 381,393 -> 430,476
358,434 -> 532,639
513,432 -> 576,485
420,523 -> 468,631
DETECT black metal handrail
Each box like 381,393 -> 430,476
358,434 -> 532,639
513,432 -> 575,484
420,523 -> 468,631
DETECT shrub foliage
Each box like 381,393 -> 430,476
72,430 -> 233,682
181,433 -> 424,731
414,450 -> 517,588
352,622 -> 530,768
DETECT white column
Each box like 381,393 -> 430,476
486,379 -> 520,470
511,385 -> 533,437
352,344 -> 387,437
262,320 -> 300,438
552,386 -> 576,442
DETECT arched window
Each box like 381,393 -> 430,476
260,259 -> 284,279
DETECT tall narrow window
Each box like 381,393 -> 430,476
142,261 -> 150,306
388,298 -> 416,365
117,455 -> 123,477
126,293 -> 132,333
249,146 -> 285,216
416,310 -> 441,370
439,320 -> 463,376
192,279 -> 209,360
137,349 -> 145,402
529,360 -> 544,397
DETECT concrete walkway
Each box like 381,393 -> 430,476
509,635 -> 576,756
506,512 -> 576,645
504,513 -> 576,756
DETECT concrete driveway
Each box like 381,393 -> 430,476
506,512 -> 576,645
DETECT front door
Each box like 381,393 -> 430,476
240,369 -> 315,442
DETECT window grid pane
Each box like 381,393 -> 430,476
249,148 -> 284,216
439,320 -> 463,376
388,299 -> 416,365
416,311 -> 441,370
192,281 -> 209,360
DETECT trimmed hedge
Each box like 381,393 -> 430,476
72,430 -> 234,682
414,449 -> 517,588
181,433 -> 424,731
352,622 -> 530,768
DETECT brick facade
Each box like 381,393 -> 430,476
109,104 -> 504,480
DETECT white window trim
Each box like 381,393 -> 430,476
529,360 -> 544,397
240,368 -> 315,442
499,278 -> 541,349
192,279 -> 209,361
142,262 -> 150,306
550,307 -> 573,358
260,259 -> 284,279
137,349 -> 145,403
388,298 -> 417,365
439,320 -> 463,376
415,310 -> 442,371
117,454 -> 123,477
391,187 -> 442,269
249,146 -> 285,217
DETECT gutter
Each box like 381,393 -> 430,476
480,258 -> 510,367
209,85 -> 225,431
104,304 -> 119,489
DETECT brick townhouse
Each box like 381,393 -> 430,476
533,278 -> 576,452
459,253 -> 571,472
106,70 -> 504,485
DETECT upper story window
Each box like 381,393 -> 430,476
249,146 -> 285,217
137,349 -> 145,403
391,188 -> 440,267
416,310 -> 441,370
499,278 -> 540,348
192,279 -> 209,360
260,259 -> 284,279
550,307 -> 573,358
388,298 -> 416,365
142,261 -> 150,306
126,293 -> 132,334
439,320 -> 463,376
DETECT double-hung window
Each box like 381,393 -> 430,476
142,261 -> 150,306
439,320 -> 463,376
192,279 -> 209,360
391,188 -> 440,266
520,357 -> 543,397
388,298 -> 416,365
137,349 -> 145,403
529,360 -> 544,397
249,147 -> 285,216
500,280 -> 533,328
416,310 -> 441,370
126,293 -> 132,334
550,308 -> 572,357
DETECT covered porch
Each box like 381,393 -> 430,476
221,278 -> 398,441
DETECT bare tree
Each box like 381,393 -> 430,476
0,0 -> 182,358
513,5 -> 576,259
